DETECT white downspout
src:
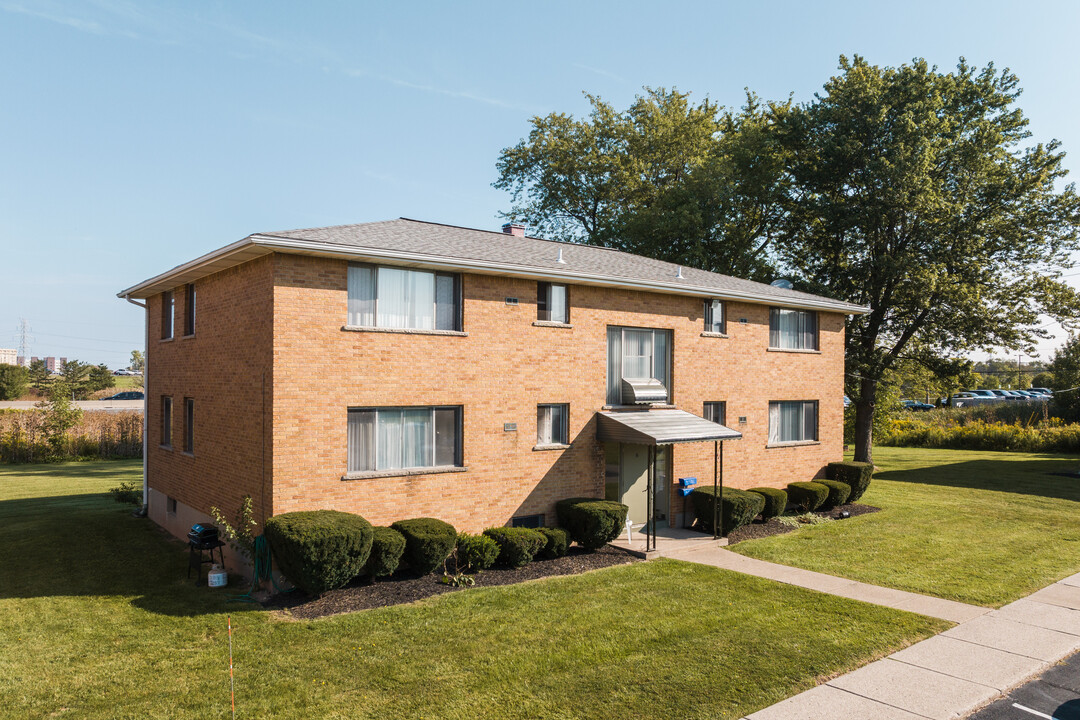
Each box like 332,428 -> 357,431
125,294 -> 148,515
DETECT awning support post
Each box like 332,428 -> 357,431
713,440 -> 719,540
647,445 -> 655,552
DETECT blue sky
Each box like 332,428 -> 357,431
2,0 -> 1078,368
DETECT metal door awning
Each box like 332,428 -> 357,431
596,409 -> 742,446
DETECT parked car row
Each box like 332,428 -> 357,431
949,388 -> 1053,407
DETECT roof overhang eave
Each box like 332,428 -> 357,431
118,234 -> 872,315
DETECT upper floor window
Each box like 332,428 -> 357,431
161,291 -> 174,340
704,299 -> 725,334
537,403 -> 569,446
769,308 -> 818,350
606,326 -> 671,405
183,398 -> 194,453
347,264 -> 461,331
347,406 -> 462,473
768,401 -> 818,444
703,401 -> 726,425
537,282 -> 569,323
184,284 -> 196,336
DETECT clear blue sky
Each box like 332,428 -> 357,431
2,0 -> 1078,368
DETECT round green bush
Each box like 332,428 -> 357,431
816,479 -> 851,508
364,526 -> 406,578
264,510 -> 374,596
747,487 -> 788,519
689,486 -> 766,535
555,498 -> 629,550
483,527 -> 547,567
827,461 -> 874,502
786,481 -> 830,512
456,532 -> 499,572
390,517 -> 457,575
537,526 -> 570,559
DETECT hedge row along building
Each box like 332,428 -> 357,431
119,218 -> 867,555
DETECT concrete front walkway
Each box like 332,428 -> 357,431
664,545 -> 1080,720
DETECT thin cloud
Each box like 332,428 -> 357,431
0,1 -> 121,36
343,67 -> 536,112
572,62 -> 627,84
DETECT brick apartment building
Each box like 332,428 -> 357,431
119,219 -> 866,551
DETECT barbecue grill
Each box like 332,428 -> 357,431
187,523 -> 225,585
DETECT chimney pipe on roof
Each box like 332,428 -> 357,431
502,223 -> 526,237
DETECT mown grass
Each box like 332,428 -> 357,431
732,447 -> 1080,607
0,460 -> 947,719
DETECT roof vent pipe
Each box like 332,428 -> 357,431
676,266 -> 685,279
557,247 -> 566,264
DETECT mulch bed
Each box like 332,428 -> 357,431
265,545 -> 640,620
724,502 -> 881,545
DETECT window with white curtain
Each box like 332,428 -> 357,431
347,406 -> 461,472
768,401 -> 818,444
769,308 -> 818,350
704,299 -> 725,333
537,404 -> 568,445
606,326 -> 672,404
347,264 -> 460,331
537,282 -> 569,323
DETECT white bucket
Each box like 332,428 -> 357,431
208,564 -> 228,588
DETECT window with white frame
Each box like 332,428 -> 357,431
768,401 -> 818,444
347,406 -> 462,473
704,299 -> 725,333
606,326 -> 672,404
161,290 -> 174,340
537,404 -> 568,445
537,282 -> 569,323
703,401 -> 726,425
769,308 -> 818,350
347,264 -> 461,331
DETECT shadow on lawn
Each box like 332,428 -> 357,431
876,457 -> 1080,502
0,493 -> 252,618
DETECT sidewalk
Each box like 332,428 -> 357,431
665,547 -> 1080,719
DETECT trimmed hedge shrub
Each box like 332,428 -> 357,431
537,526 -> 570,559
747,487 -> 788,520
390,517 -> 457,575
786,481 -> 830,512
689,486 -> 765,535
556,498 -> 629,550
264,510 -> 374,596
816,479 -> 851,508
483,527 -> 547,567
364,526 -> 406,578
827,461 -> 874,502
456,532 -> 499,572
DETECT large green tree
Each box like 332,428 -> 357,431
495,88 -> 785,280
776,56 -> 1080,462
0,364 -> 29,401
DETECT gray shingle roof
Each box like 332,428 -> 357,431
256,218 -> 866,313
119,217 -> 868,313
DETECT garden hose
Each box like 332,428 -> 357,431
228,534 -> 289,603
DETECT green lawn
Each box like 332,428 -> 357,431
732,447 -> 1080,607
0,461 -> 946,720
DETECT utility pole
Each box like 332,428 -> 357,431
15,318 -> 31,366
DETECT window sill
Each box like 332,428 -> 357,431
533,443 -> 571,451
700,331 -> 729,339
341,325 -> 468,337
180,451 -> 195,458
532,321 -> 573,329
159,337 -> 174,343
342,465 -> 468,481
181,333 -> 195,340
767,347 -> 821,354
159,444 -> 173,451
766,440 -> 821,449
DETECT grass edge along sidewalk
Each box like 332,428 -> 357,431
1,459 -> 946,719
730,447 -> 1080,608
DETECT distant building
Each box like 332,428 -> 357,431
0,349 -> 16,365
29,356 -> 67,373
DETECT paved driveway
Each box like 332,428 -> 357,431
968,651 -> 1080,720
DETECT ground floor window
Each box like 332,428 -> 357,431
511,514 -> 544,528
536,403 -> 569,445
768,401 -> 818,443
703,401 -> 726,425
347,406 -> 462,472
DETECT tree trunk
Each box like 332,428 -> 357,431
853,375 -> 876,464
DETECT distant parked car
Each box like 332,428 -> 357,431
901,399 -> 934,412
101,391 -> 144,401
1029,387 -> 1053,396
113,369 -> 137,376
